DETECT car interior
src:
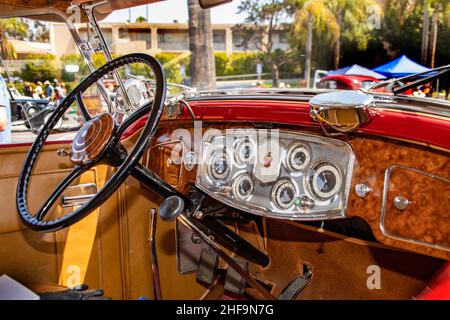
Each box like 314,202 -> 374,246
0,0 -> 448,301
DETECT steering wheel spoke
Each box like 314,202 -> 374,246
35,166 -> 85,221
114,102 -> 153,142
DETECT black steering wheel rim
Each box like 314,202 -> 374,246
16,53 -> 166,232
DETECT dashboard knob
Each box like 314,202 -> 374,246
159,196 -> 185,221
394,196 -> 410,211
355,183 -> 371,198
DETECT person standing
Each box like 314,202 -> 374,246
35,81 -> 44,98
0,74 -> 11,144
44,80 -> 54,101
23,83 -> 33,97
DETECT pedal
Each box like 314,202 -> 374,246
196,249 -> 219,286
224,258 -> 248,296
278,264 -> 312,300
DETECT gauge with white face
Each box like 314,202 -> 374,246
234,138 -> 255,164
232,174 -> 254,200
208,147 -> 230,180
309,162 -> 342,200
271,180 -> 297,209
286,144 -> 310,171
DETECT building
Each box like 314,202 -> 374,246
49,22 -> 290,57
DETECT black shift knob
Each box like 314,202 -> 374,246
159,196 -> 185,221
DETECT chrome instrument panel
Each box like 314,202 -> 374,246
196,129 -> 355,221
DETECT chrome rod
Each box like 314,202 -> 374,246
149,209 -> 163,300
85,2 -> 134,113
178,213 -> 275,300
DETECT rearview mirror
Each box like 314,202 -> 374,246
309,91 -> 375,132
199,0 -> 232,9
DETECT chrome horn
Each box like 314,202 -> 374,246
309,90 -> 375,132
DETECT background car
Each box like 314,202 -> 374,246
8,86 -> 62,130
317,74 -> 385,91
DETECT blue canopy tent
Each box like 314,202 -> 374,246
327,64 -> 386,79
372,55 -> 430,78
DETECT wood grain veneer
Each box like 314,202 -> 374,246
144,124 -> 450,260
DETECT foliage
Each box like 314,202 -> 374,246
214,52 -> 229,76
236,0 -> 290,85
0,18 -> 28,59
20,53 -> 58,83
135,16 -> 147,23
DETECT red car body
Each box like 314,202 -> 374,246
317,74 -> 385,91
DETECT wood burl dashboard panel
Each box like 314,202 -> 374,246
145,124 -> 450,260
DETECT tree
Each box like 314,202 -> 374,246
135,16 -> 147,23
326,0 -> 376,69
427,0 -> 450,68
0,18 -> 28,59
187,0 -> 216,90
381,0 -> 450,67
290,0 -> 338,87
235,0 -> 289,87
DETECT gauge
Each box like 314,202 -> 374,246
309,162 -> 342,200
208,147 -> 230,180
234,138 -> 255,164
271,180 -> 296,209
127,84 -> 142,108
286,144 -> 310,171
232,174 -> 254,200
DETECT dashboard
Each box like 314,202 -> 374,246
195,129 -> 355,221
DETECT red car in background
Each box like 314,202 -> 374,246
317,74 -> 385,91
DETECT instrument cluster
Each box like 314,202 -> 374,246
196,129 -> 355,221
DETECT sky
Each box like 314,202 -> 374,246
103,0 -> 244,24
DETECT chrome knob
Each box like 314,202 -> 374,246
394,196 -> 410,211
355,183 -> 371,198
57,148 -> 71,157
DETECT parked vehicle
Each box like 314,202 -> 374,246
8,86 -> 63,130
317,74 -> 383,91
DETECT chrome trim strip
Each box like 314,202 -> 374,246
380,165 -> 450,252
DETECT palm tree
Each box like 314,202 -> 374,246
326,0 -> 376,69
427,0 -> 450,67
187,0 -> 216,90
291,0 -> 338,87
0,18 -> 28,60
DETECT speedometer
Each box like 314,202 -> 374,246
309,162 -> 342,200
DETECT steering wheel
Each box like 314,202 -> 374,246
16,53 -> 166,232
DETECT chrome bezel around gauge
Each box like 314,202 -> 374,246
207,146 -> 231,180
271,179 -> 297,210
234,138 -> 255,165
285,143 -> 311,172
232,173 -> 254,200
308,161 -> 342,200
